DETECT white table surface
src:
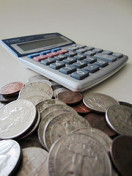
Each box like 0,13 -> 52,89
0,0 -> 132,103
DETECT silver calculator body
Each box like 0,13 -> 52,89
1,33 -> 128,92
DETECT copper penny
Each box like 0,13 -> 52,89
0,82 -> 24,96
57,90 -> 83,104
0,93 -> 18,103
85,112 -> 117,137
71,100 -> 91,113
110,135 -> 132,176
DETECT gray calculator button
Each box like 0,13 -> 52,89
76,48 -> 88,54
54,55 -> 67,61
71,70 -> 89,80
72,61 -> 87,68
102,50 -> 113,55
83,65 -> 99,73
68,47 -> 79,51
50,61 -> 65,70
83,57 -> 97,64
112,52 -> 123,58
65,52 -> 77,57
94,60 -> 108,67
41,58 -> 56,65
74,54 -> 86,60
94,53 -> 117,62
60,66 -> 76,74
84,51 -> 96,56
92,48 -> 103,53
63,57 -> 76,64
84,46 -> 94,50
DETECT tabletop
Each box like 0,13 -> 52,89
0,0 -> 132,103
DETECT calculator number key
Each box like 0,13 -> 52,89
71,70 -> 89,80
60,65 -> 76,74
50,61 -> 65,70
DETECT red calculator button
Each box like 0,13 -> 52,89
47,52 -> 59,58
33,55 -> 48,62
57,49 -> 69,54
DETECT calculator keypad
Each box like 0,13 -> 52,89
28,45 -> 123,81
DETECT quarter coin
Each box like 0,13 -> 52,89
16,147 -> 48,176
0,82 -> 24,96
57,90 -> 83,104
0,140 -> 21,176
110,135 -> 132,176
106,104 -> 132,135
19,82 -> 53,99
0,99 -> 36,139
85,112 -> 117,137
83,93 -> 119,113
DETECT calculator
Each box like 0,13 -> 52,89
1,33 -> 128,92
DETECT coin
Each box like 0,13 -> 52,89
83,93 -> 119,113
0,82 -> 24,96
36,99 -> 65,114
0,102 -> 5,109
48,133 -> 112,176
26,95 -> 50,105
73,127 -> 112,152
28,75 -> 49,82
16,147 -> 48,176
44,112 -> 90,150
110,135 -> 132,176
71,100 -> 91,113
0,99 -> 36,139
53,87 -> 68,98
38,110 -> 69,148
0,93 -> 18,103
57,90 -> 83,104
119,101 -> 132,107
0,140 -> 21,176
85,112 -> 117,137
106,104 -> 132,135
19,82 -> 53,99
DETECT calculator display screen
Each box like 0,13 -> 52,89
18,37 -> 67,51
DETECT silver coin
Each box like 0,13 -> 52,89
36,99 -> 65,114
16,147 -> 48,176
0,99 -> 36,139
26,95 -> 50,105
73,127 -> 112,152
106,104 -> 132,135
38,110 -> 70,148
0,140 -> 21,176
44,112 -> 91,150
28,75 -> 49,82
0,102 -> 5,110
83,93 -> 119,113
19,82 -> 53,99
28,79 -> 52,87
48,133 -> 112,176
40,104 -> 77,120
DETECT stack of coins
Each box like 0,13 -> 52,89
0,75 -> 132,176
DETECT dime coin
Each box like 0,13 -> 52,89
0,93 -> 18,103
71,100 -> 91,113
73,127 -> 112,152
26,95 -> 50,105
106,104 -> 132,135
16,147 -> 48,176
0,82 -> 24,96
36,99 -> 64,114
48,133 -> 112,176
19,82 -> 53,99
83,93 -> 119,113
44,112 -> 90,150
38,110 -> 69,148
85,112 -> 117,137
0,140 -> 21,176
0,99 -> 36,139
57,90 -> 83,104
110,135 -> 132,176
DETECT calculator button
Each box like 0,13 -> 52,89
47,52 -> 59,58
102,50 -> 113,55
83,65 -> 99,73
74,54 -> 86,60
51,48 -> 61,52
60,66 -> 76,74
41,50 -> 51,55
94,60 -> 108,67
33,55 -> 48,62
94,53 -> 117,62
65,52 -> 77,57
72,61 -> 87,68
92,48 -> 103,53
28,53 -> 40,58
41,58 -> 56,65
63,57 -> 76,64
71,70 -> 89,80
76,48 -> 88,54
84,51 -> 96,56
82,57 -> 97,64
54,55 -> 67,61
57,49 -> 69,54
50,61 -> 65,70
112,53 -> 123,58
84,46 -> 94,50
68,46 -> 79,51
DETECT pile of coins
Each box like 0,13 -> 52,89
0,75 -> 132,176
